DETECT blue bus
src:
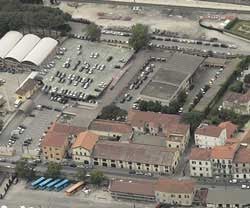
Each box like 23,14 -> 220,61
46,179 -> 61,191
55,179 -> 69,192
31,177 -> 45,189
39,178 -> 53,190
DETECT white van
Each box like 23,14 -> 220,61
14,99 -> 22,108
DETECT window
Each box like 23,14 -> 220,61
191,161 -> 196,164
206,168 -> 209,171
178,195 -> 181,198
102,159 -> 106,162
56,153 -> 59,156
50,154 -> 53,158
170,194 -> 175,198
111,164 -> 116,168
199,167 -> 202,171
128,162 -> 132,165
205,162 -> 208,165
192,167 -> 196,170
243,163 -> 246,167
154,165 -> 158,168
146,164 -> 149,167
80,152 -> 82,156
56,158 -> 60,161
199,162 -> 202,165
137,163 -> 141,166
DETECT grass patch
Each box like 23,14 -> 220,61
226,19 -> 250,40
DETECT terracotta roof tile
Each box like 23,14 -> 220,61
127,110 -> 183,130
42,131 -> 68,148
88,119 -> 132,134
155,179 -> 195,194
210,143 -> 239,160
189,148 -> 211,161
49,122 -> 86,136
195,124 -> 224,138
218,121 -> 238,138
234,146 -> 250,163
72,131 -> 99,150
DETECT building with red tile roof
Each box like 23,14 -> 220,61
72,131 -> 99,165
154,179 -> 195,206
127,110 -> 190,152
189,148 -> 212,178
218,121 -> 238,138
195,124 -> 227,148
88,119 -> 132,138
42,131 -> 69,162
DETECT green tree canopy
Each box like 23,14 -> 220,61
90,170 -> 105,186
86,23 -> 101,41
45,162 -> 61,178
129,23 -> 150,51
182,112 -> 205,130
99,104 -> 127,121
15,160 -> 35,180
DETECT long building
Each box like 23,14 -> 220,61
92,140 -> 180,174
0,31 -> 58,71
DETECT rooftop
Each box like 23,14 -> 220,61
223,90 -> 250,104
195,124 -> 224,138
42,131 -> 68,148
233,146 -> 250,163
127,110 -> 181,129
189,148 -> 211,161
88,119 -> 132,134
49,122 -> 86,136
72,131 -> 99,151
109,179 -> 156,197
218,121 -> 238,138
210,143 -> 239,160
92,140 -> 178,166
132,134 -> 166,147
15,78 -> 37,96
155,179 -> 195,194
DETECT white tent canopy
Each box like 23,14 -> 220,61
0,31 -> 23,59
22,37 -> 58,66
5,34 -> 41,62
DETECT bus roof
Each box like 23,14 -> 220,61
55,179 -> 69,188
65,181 -> 85,193
39,178 -> 53,187
46,179 -> 61,188
31,177 -> 45,186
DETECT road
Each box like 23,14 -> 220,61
59,0 -> 250,12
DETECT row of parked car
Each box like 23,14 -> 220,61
151,35 -> 237,49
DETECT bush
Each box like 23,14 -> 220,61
86,23 -> 101,41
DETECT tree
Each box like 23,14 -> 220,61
86,23 -> 101,41
99,104 -> 127,121
75,168 -> 86,181
15,160 -> 35,180
90,170 -> 105,186
129,23 -> 150,51
182,112 -> 204,131
229,81 -> 243,93
45,162 -> 61,178
244,74 -> 250,84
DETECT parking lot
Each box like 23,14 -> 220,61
41,38 -> 134,103
1,106 -> 60,157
